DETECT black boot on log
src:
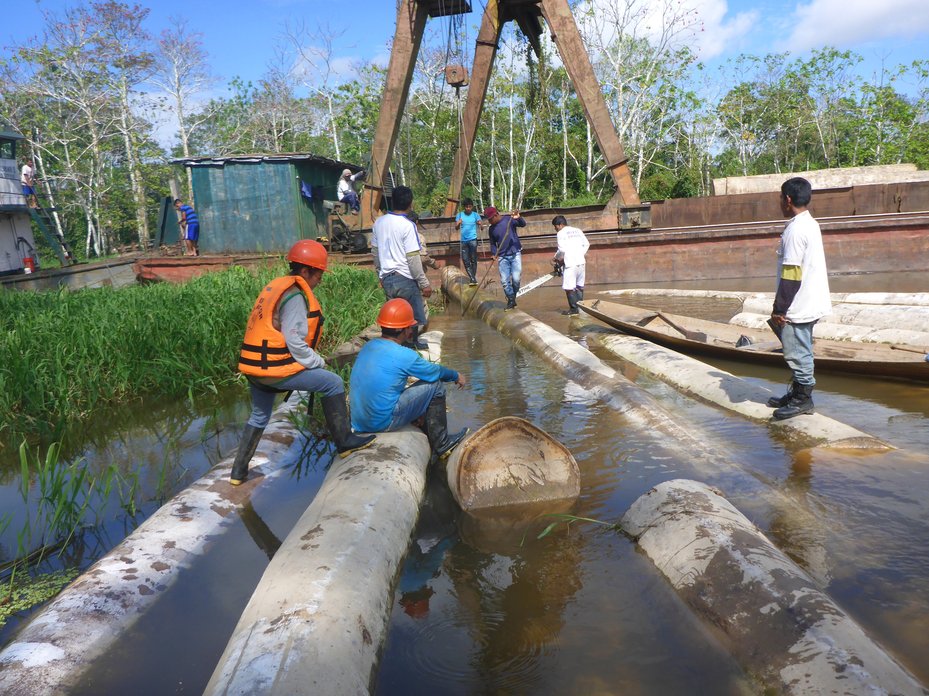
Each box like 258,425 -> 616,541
230,424 -> 265,485
773,383 -> 815,420
321,394 -> 376,457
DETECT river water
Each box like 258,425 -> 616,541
3,271 -> 929,693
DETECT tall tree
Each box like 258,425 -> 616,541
93,1 -> 156,248
152,16 -> 215,198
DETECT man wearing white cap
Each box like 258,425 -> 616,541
337,167 -> 364,212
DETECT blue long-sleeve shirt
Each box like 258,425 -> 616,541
349,338 -> 458,432
488,215 -> 525,256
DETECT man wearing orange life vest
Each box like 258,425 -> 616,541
231,239 -> 374,485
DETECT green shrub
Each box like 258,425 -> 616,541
0,263 -> 381,445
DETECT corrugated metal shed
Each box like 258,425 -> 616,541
173,153 -> 362,254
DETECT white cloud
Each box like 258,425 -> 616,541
780,0 -> 929,52
292,47 -> 361,85
575,0 -> 759,62
687,0 -> 758,60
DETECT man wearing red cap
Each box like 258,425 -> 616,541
484,206 -> 526,311
350,298 -> 468,458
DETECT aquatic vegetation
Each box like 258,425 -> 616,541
529,513 -> 628,544
0,262 -> 382,446
0,568 -> 79,628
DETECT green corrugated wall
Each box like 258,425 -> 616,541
189,159 -> 342,253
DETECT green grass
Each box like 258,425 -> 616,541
0,262 -> 382,446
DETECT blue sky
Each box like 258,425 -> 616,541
4,0 -> 928,102
6,0 -> 928,84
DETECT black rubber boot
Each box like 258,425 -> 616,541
321,394 -> 376,457
230,424 -> 264,485
766,381 -> 797,408
561,290 -> 579,315
773,383 -> 815,420
424,394 -> 469,459
504,294 -> 517,311
576,286 -> 584,301
407,325 -> 429,351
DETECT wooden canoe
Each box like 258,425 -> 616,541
578,298 -> 929,383
446,416 -> 580,511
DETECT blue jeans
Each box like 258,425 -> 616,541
341,191 -> 360,212
247,368 -> 345,429
781,321 -> 816,387
461,240 -> 478,282
498,252 -> 522,299
387,381 -> 444,430
381,271 -> 427,327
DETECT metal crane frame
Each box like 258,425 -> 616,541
360,0 -> 639,224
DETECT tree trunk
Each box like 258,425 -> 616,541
119,78 -> 150,249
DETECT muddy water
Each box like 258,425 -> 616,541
4,271 -> 929,693
377,274 -> 929,694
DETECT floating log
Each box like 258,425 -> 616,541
622,480 -> 928,695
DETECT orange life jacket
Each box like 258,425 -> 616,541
238,275 -> 324,378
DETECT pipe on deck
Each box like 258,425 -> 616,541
592,332 -> 892,450
600,288 -> 929,308
0,399 -> 309,696
203,428 -> 431,695
622,479 -> 928,695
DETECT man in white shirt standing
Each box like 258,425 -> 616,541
552,215 -> 590,316
371,185 -> 432,351
768,177 -> 831,420
21,160 -> 38,209
337,168 -> 364,212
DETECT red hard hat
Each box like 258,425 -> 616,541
377,298 -> 417,329
287,239 -> 328,271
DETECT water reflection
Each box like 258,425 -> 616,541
0,384 -> 249,633
380,288 -> 929,693
237,501 -> 282,560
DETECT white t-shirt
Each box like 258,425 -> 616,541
21,164 -> 34,186
556,225 -> 590,268
777,210 -> 831,323
372,212 -> 421,279
337,172 -> 361,201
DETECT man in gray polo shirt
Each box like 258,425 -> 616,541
371,186 -> 432,350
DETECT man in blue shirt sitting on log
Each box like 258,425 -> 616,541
350,298 -> 469,459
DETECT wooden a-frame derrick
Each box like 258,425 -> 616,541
360,0 -> 640,225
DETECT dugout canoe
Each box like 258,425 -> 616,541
446,417 -> 580,511
578,299 -> 929,383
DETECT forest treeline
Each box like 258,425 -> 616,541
1,0 -> 927,261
